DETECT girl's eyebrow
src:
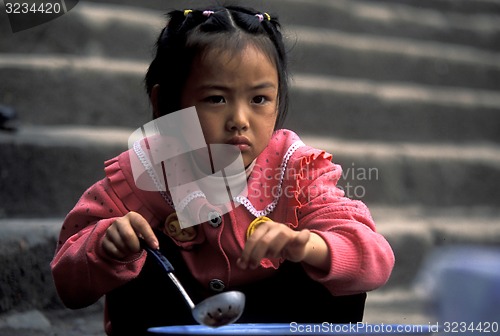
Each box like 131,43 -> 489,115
251,82 -> 277,90
196,84 -> 230,92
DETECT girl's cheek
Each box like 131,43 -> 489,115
199,118 -> 219,143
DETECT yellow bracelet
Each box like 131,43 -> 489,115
246,216 -> 271,239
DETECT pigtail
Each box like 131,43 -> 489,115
145,9 -> 206,117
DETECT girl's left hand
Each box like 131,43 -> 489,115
237,220 -> 311,270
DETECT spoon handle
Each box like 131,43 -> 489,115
140,240 -> 175,273
140,239 -> 196,310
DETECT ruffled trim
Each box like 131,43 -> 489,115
264,147 -> 335,270
233,140 -> 304,218
104,152 -> 160,229
132,139 -> 175,208
286,147 -> 334,228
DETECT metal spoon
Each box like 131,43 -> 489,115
141,242 -> 246,327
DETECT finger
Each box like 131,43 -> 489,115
243,225 -> 290,269
114,218 -> 143,254
260,229 -> 290,259
293,229 -> 310,246
238,224 -> 270,269
102,236 -> 127,259
105,224 -> 129,254
127,211 -> 159,250
251,224 -> 297,260
246,233 -> 272,269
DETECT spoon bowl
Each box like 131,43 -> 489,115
192,291 -> 245,327
141,241 -> 245,327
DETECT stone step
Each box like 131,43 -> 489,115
364,288 -> 434,324
1,55 -> 499,143
0,126 -> 129,218
1,206 -> 499,317
79,0 -> 500,51
0,55 -> 151,129
370,206 -> 500,291
2,2 -> 499,90
1,125 -> 499,218
372,0 -> 500,14
274,0 -> 500,50
0,2 -> 163,60
291,26 -> 500,90
289,74 -> 500,142
306,136 -> 500,207
0,218 -> 61,313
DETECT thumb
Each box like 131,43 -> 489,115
128,211 -> 159,250
293,229 -> 310,247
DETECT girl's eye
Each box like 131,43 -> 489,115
205,96 -> 226,104
252,96 -> 267,105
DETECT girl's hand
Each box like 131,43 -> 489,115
237,220 -> 329,271
102,211 -> 159,260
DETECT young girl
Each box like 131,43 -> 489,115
51,5 -> 394,335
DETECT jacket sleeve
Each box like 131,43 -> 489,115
287,146 -> 395,296
50,152 -> 162,309
50,176 -> 147,309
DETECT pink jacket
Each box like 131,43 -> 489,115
51,129 -> 394,317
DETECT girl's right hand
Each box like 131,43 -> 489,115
102,211 -> 159,259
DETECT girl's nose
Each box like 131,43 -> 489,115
226,105 -> 249,132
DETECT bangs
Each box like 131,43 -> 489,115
185,30 -> 279,71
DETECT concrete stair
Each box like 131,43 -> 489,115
1,0 -> 499,327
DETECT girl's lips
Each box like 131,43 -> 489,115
226,136 -> 251,151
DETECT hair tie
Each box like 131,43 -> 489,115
184,9 -> 193,16
203,10 -> 214,17
255,13 -> 271,22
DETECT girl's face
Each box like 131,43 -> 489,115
181,43 -> 279,168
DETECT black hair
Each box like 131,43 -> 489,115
144,5 -> 289,130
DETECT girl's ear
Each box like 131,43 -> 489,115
151,84 -> 161,119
